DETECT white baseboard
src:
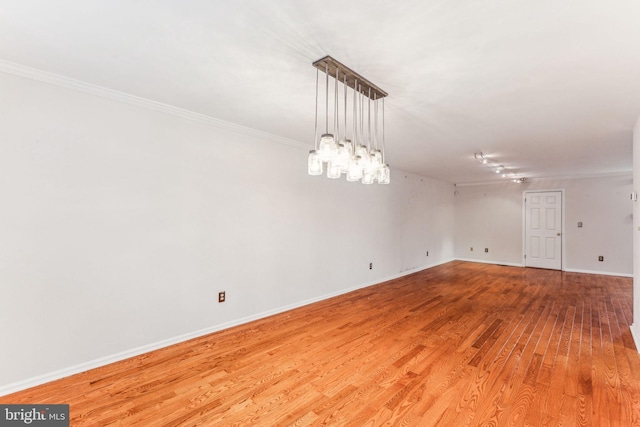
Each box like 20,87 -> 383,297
631,324 -> 640,353
5,257 -> 628,396
0,258 -> 455,397
454,258 -> 524,268
453,259 -> 633,278
563,268 -> 633,278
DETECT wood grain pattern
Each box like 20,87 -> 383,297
2,261 -> 639,426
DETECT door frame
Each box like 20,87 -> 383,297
521,189 -> 566,270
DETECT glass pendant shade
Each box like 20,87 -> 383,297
346,155 -> 363,181
318,133 -> 336,162
355,144 -> 368,159
370,149 -> 383,168
362,170 -> 375,184
378,164 -> 390,184
364,156 -> 379,174
356,145 -> 371,172
334,143 -> 350,172
338,139 -> 352,173
307,150 -> 323,176
327,161 -> 341,179
342,139 -> 353,156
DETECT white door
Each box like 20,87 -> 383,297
525,191 -> 562,270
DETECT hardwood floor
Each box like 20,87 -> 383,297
2,261 -> 639,426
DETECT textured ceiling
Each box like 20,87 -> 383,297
1,0 -> 639,183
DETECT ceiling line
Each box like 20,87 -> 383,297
0,59 -> 309,151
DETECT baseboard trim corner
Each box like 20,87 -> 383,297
631,324 -> 640,353
562,268 -> 633,278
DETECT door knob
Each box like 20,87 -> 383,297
556,232 -> 561,236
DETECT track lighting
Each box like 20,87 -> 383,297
474,152 -> 525,182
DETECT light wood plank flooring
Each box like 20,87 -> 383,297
2,261 -> 639,426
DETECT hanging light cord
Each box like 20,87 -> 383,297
374,93 -> 378,150
314,68 -> 319,149
335,69 -> 339,140
344,74 -> 348,143
381,97 -> 386,162
353,79 -> 358,147
325,63 -> 329,134
367,88 -> 372,150
360,86 -> 364,147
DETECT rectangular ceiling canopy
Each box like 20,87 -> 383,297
312,55 -> 388,100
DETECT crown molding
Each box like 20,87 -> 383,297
455,171 -> 632,187
525,171 -> 632,182
0,59 -> 308,150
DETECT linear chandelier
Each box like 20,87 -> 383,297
308,56 -> 390,184
474,152 -> 526,183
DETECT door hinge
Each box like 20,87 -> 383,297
524,254 -> 527,259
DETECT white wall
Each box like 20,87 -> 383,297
0,71 -> 455,393
2,64 -> 634,392
454,175 -> 633,275
632,116 -> 640,346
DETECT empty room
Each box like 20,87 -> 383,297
1,1 -> 640,426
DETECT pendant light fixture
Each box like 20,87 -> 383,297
308,56 -> 390,184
